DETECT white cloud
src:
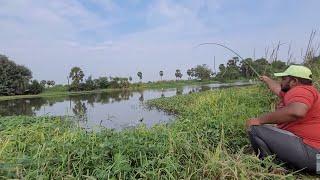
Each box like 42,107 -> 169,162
0,0 -> 320,83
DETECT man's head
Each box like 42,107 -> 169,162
274,65 -> 313,92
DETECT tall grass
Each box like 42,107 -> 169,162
1,85 -> 313,179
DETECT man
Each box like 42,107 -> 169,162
246,65 -> 320,173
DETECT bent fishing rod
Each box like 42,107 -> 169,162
195,42 -> 260,77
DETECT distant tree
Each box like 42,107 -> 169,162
187,69 -> 192,80
69,67 -> 85,91
109,77 -> 130,89
28,80 -> 44,94
240,58 -> 254,78
224,58 -> 241,79
84,76 -> 96,90
240,58 -> 276,78
46,80 -> 55,87
254,58 -> 270,75
0,54 -> 33,95
40,80 -> 47,87
119,78 -> 130,89
69,67 -> 84,83
271,60 -> 287,73
211,72 -> 216,78
215,56 -> 288,81
190,68 -> 196,78
175,70 -> 179,79
137,72 -> 142,82
159,70 -> 164,80
128,76 -> 133,82
175,69 -> 183,80
219,64 -> 226,72
193,64 -> 212,81
95,77 -> 109,89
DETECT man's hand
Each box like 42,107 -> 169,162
259,75 -> 281,96
246,118 -> 262,128
259,75 -> 271,83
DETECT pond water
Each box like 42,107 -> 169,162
0,82 -> 253,130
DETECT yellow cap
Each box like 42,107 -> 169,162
274,65 -> 312,80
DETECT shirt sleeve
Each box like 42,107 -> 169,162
285,87 -> 316,108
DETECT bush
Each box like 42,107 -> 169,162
0,54 -> 33,95
84,76 -> 97,91
28,80 -> 44,95
94,77 -> 109,89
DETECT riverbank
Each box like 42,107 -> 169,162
0,79 -> 247,101
0,85 -> 314,179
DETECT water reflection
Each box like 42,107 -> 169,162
0,98 -> 46,116
0,82 -> 254,130
138,91 -> 144,102
200,85 -> 211,92
72,100 -> 88,122
176,87 -> 183,95
0,90 -> 135,117
161,91 -> 165,98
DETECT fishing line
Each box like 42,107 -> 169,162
194,42 -> 260,77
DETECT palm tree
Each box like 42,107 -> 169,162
40,80 -> 47,87
187,69 -> 192,80
69,67 -> 85,90
137,72 -> 142,82
159,70 -> 164,81
69,67 -> 85,83
47,80 -> 55,87
175,69 -> 182,80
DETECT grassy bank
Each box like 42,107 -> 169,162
0,79 -> 222,102
0,85 -> 314,179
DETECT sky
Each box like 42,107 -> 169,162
1,0 -> 320,84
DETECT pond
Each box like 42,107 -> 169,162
0,82 -> 253,130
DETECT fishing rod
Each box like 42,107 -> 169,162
195,42 -> 260,77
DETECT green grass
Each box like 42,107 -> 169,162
130,79 -> 220,89
0,85 -> 315,179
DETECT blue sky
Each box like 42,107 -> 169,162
0,0 -> 320,83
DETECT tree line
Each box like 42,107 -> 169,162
1,53 -> 319,95
67,64 -> 215,91
68,66 -> 131,91
0,55 -> 55,96
215,57 -> 288,81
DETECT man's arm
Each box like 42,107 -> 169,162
259,76 -> 281,96
247,102 -> 309,127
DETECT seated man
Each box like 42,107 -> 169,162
246,65 -> 320,173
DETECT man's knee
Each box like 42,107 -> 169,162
247,125 -> 272,158
248,125 -> 288,140
247,125 -> 262,136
